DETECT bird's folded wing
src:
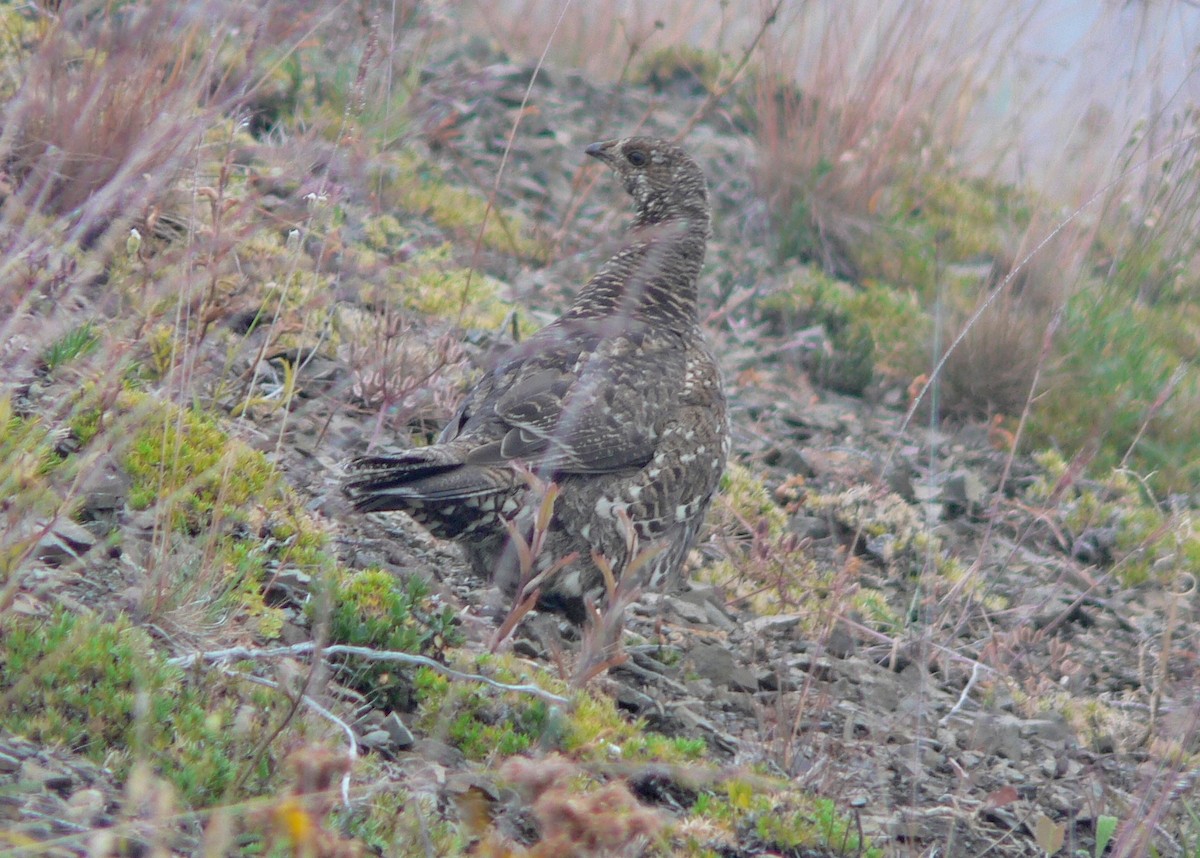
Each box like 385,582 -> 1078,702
466,336 -> 684,475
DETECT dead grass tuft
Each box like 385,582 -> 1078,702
937,290 -> 1052,421
0,1 -> 260,242
752,3 -> 1028,276
495,754 -> 664,857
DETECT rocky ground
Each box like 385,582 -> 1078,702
4,25 -> 1197,858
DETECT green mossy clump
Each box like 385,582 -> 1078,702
681,780 -> 881,858
633,45 -> 722,93
854,169 -> 1029,297
897,171 -> 1027,263
0,609 -> 286,807
807,484 -> 924,564
320,569 -> 461,712
117,391 -> 334,634
0,397 -> 64,528
387,243 -> 525,332
705,465 -> 837,619
412,660 -> 565,762
716,462 -> 788,538
379,151 -> 548,260
122,392 -> 275,529
1027,450 -> 1200,586
1028,289 -> 1200,492
410,655 -> 708,765
333,790 -> 465,858
759,268 -> 930,391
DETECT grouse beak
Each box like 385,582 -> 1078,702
585,140 -> 618,164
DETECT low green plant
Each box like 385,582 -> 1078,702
685,782 -> 881,858
633,45 -> 722,93
758,269 -> 930,391
0,397 -> 63,520
1029,288 -> 1200,492
321,569 -> 460,711
415,668 -> 558,761
387,243 -> 526,332
41,321 -> 100,372
1027,451 -> 1200,586
122,392 -> 276,530
0,609 -> 284,807
377,150 -> 547,260
749,795 -> 880,857
333,789 -> 465,857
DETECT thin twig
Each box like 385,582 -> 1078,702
223,668 -> 358,807
674,1 -> 784,141
171,642 -> 570,706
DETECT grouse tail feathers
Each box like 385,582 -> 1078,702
344,448 -> 504,512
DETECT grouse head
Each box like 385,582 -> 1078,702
586,137 -> 709,229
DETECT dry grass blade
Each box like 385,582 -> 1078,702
0,2 -> 253,244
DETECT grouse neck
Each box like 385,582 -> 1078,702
567,214 -> 708,329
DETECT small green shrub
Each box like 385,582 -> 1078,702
321,569 -> 460,711
376,151 -> 547,260
758,269 -> 930,391
122,393 -> 276,530
41,322 -> 100,372
1030,288 -> 1200,492
1027,451 -> 1200,586
387,243 -> 526,332
633,45 -> 722,93
0,609 -> 282,807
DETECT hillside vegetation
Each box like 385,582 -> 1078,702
2,2 -> 1199,856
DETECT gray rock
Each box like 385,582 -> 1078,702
21,761 -> 74,795
687,642 -> 736,687
789,514 -> 830,540
967,713 -> 1025,761
382,712 -> 415,750
28,519 -> 97,565
1021,716 -> 1073,749
943,469 -> 987,516
359,729 -> 393,750
744,613 -> 804,637
1072,527 -> 1118,565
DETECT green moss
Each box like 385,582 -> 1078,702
414,667 -> 557,762
1028,287 -> 1200,492
808,485 -> 923,554
408,655 -> 711,766
1026,455 -> 1200,587
853,169 -> 1029,297
900,172 -> 1021,262
749,795 -> 881,857
380,150 -> 548,260
633,45 -> 722,92
0,610 -> 287,807
362,212 -> 409,252
386,243 -> 523,331
759,268 -> 931,390
320,570 -> 460,711
111,391 -> 336,630
334,790 -> 466,857
681,779 -> 881,858
0,397 -> 63,521
717,462 -> 788,537
122,392 -> 275,529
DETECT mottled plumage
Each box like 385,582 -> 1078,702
345,137 -> 729,621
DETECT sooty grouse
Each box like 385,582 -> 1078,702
345,137 -> 729,622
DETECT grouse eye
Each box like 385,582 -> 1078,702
626,149 -> 648,167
